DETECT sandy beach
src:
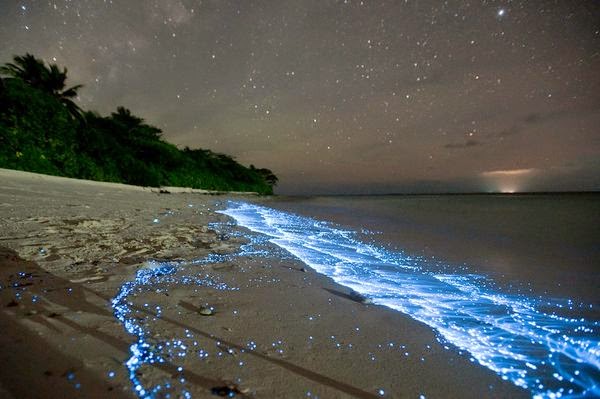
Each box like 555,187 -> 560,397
0,168 -> 528,398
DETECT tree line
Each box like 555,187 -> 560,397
0,54 -> 277,194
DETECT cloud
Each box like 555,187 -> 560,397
492,108 -> 592,139
491,113 -> 543,139
480,168 -> 537,177
444,139 -> 482,149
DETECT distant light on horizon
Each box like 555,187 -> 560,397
499,187 -> 518,194
481,169 -> 537,193
489,182 -> 523,194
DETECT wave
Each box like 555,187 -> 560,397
219,201 -> 600,399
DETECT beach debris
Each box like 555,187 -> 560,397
199,306 -> 215,316
300,267 -> 308,272
349,290 -> 373,305
211,384 -> 242,397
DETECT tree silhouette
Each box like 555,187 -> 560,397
0,53 -> 83,120
110,106 -> 162,140
110,106 -> 144,128
258,168 -> 278,187
1,53 -> 278,194
250,165 -> 278,187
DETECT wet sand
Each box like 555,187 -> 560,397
0,169 -> 527,398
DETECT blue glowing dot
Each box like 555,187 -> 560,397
108,371 -> 115,378
378,388 -> 385,396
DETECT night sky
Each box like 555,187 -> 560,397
1,1 -> 599,194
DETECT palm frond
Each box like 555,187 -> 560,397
61,98 -> 85,123
0,62 -> 24,77
61,84 -> 83,98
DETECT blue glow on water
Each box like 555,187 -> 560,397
219,201 -> 600,399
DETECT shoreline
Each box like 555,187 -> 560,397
0,170 -> 527,398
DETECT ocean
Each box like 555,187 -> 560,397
219,193 -> 600,399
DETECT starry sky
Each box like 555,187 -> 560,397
1,0 -> 599,194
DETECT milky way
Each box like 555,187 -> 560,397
1,1 -> 599,194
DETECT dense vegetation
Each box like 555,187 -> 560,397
0,54 -> 277,194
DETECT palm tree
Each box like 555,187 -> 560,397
0,53 -> 83,120
110,106 -> 162,140
0,54 -> 46,87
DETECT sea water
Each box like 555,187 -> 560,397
219,194 -> 600,399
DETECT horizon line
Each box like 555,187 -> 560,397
276,190 -> 600,197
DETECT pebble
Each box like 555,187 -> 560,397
199,306 -> 214,316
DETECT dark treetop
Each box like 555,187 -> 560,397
0,54 -> 277,194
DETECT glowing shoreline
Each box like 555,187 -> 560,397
219,201 -> 600,399
110,219 -> 271,398
111,258 -> 237,398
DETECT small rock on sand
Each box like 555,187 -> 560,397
199,306 -> 214,316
